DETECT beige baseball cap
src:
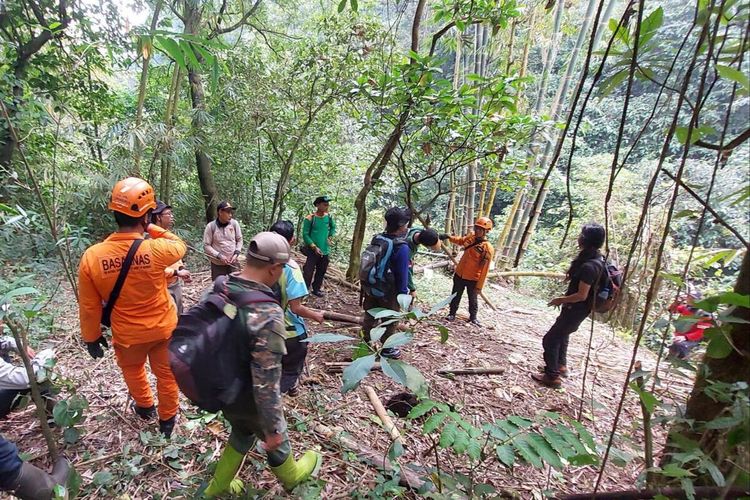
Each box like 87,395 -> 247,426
247,232 -> 291,264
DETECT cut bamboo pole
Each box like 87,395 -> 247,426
324,361 -> 382,373
364,385 -> 404,447
311,422 -> 430,491
437,367 -> 506,376
323,311 -> 364,325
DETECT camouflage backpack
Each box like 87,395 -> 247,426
169,276 -> 279,412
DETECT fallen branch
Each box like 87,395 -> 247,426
364,385 -> 404,447
324,362 -> 382,373
437,367 -> 506,376
414,260 -> 451,273
311,422 -> 430,491
323,311 -> 364,325
555,486 -> 750,500
324,273 -> 361,292
491,271 -> 567,279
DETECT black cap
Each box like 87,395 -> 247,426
152,200 -> 171,215
313,196 -> 332,206
385,206 -> 411,227
217,201 -> 235,212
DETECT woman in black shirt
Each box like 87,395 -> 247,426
532,223 -> 607,388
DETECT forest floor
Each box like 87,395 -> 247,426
0,255 -> 695,499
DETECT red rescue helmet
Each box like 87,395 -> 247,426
474,216 -> 493,231
108,177 -> 156,217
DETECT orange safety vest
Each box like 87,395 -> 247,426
78,226 -> 187,346
449,234 -> 495,290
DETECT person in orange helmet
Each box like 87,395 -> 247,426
78,177 -> 187,438
439,216 -> 495,327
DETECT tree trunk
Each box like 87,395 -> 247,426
519,9 -> 537,79
345,0 -> 427,281
663,250 -> 750,485
184,6 -> 219,222
133,0 -> 163,174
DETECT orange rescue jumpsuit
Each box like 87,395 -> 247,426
78,225 -> 187,420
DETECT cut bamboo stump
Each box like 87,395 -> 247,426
364,385 -> 404,447
437,367 -> 506,376
323,311 -> 364,325
324,361 -> 382,373
311,422 -> 431,491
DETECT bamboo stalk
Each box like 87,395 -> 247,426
437,367 -> 506,376
364,385 -> 404,447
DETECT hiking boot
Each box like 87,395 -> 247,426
203,444 -> 244,498
446,314 -> 456,322
469,318 -> 482,327
537,365 -> 569,378
270,450 -> 322,491
286,383 -> 300,397
132,402 -> 156,420
12,457 -> 71,499
159,415 -> 177,438
311,290 -> 325,298
531,372 -> 562,389
380,347 -> 402,359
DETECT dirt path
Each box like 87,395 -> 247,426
0,262 -> 691,498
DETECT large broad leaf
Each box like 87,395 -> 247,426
155,36 -> 186,69
495,444 -> 515,467
512,435 -> 543,468
369,307 -> 401,319
382,332 -> 413,349
439,421 -> 458,448
341,354 -> 376,393
452,429 -> 470,454
541,428 -> 576,459
369,326 -> 386,344
407,400 -> 436,419
527,433 -> 564,470
302,333 -> 357,343
380,358 -> 428,397
397,293 -> 412,312
696,292 -> 750,311
630,382 -> 660,413
428,293 -> 456,316
704,329 -> 733,359
422,412 -> 448,434
716,64 -> 750,90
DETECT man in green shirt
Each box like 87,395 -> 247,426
301,196 -> 337,297
405,227 -> 439,300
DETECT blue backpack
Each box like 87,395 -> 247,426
359,234 -> 406,298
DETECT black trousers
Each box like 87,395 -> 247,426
362,294 -> 400,344
0,389 -> 27,419
542,306 -> 591,377
302,252 -> 329,293
210,263 -> 232,281
281,332 -> 308,394
449,275 -> 479,320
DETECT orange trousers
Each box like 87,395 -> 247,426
113,339 -> 179,421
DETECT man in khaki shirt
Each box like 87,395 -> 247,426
203,201 -> 243,280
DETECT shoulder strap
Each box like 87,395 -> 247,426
102,239 -> 143,326
231,290 -> 280,307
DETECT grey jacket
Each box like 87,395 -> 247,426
203,219 -> 243,265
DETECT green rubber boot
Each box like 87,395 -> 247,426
203,444 -> 245,498
270,450 -> 322,491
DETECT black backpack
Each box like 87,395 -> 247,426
169,276 -> 280,412
359,234 -> 406,299
593,258 -> 623,313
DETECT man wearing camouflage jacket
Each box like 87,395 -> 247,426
203,232 -> 321,497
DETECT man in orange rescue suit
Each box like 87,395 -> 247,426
78,177 -> 187,438
440,216 -> 495,327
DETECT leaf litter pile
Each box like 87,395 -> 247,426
0,258 -> 693,498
